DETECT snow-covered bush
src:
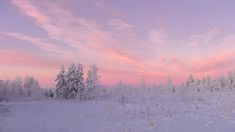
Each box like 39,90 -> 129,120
44,88 -> 55,98
95,85 -> 109,99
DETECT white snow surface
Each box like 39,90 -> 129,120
1,92 -> 235,132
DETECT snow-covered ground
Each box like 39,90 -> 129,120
1,91 -> 235,132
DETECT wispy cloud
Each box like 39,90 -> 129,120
107,19 -> 134,31
0,50 -> 65,68
91,0 -> 120,17
148,29 -> 168,47
191,51 -> 235,73
1,32 -> 62,54
188,27 -> 221,47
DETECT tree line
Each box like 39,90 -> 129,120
2,62 -> 235,102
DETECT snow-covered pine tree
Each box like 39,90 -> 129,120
65,62 -> 85,99
85,64 -> 99,100
75,62 -> 85,100
55,65 -> 67,99
65,63 -> 77,99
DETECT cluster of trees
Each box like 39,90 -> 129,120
183,70 -> 235,93
0,76 -> 42,101
0,62 -> 100,102
110,71 -> 235,105
55,62 -> 100,100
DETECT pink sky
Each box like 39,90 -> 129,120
1,0 -> 235,86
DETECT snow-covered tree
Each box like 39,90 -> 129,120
0,80 -> 7,101
11,77 -> 24,99
55,65 -> 66,99
75,63 -> 85,100
64,63 -> 77,99
114,80 -> 130,104
2,80 -> 13,100
227,71 -> 235,91
205,75 -> 213,92
186,74 -> 195,87
85,64 -> 100,100
24,76 -> 33,97
140,77 -> 148,93
65,62 -> 85,99
195,79 -> 201,93
167,76 -> 175,92
23,76 -> 41,98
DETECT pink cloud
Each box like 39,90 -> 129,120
2,32 -> 63,54
192,51 -> 235,73
0,50 -> 65,68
